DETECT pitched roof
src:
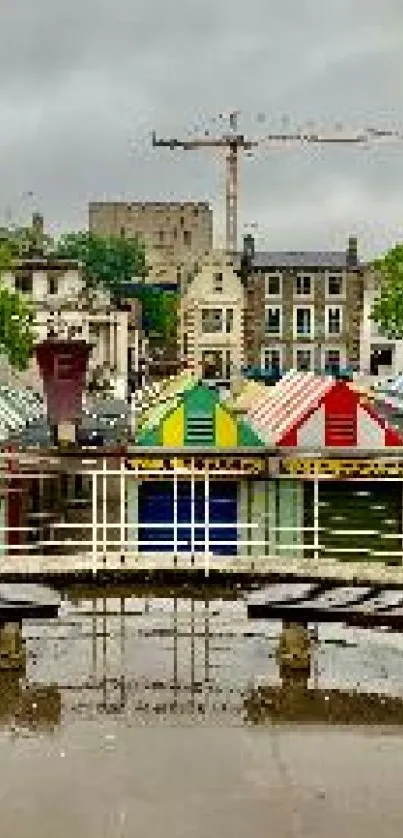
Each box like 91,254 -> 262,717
223,380 -> 269,414
245,371 -> 334,445
235,251 -> 365,270
135,372 -> 196,435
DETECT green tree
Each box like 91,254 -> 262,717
370,244 -> 403,338
51,231 -> 148,294
137,286 -> 178,344
0,286 -> 34,371
0,233 -> 35,371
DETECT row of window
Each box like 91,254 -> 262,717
15,275 -> 59,295
200,304 -> 343,337
265,305 -> 343,338
262,347 -> 343,374
155,228 -> 192,246
265,273 -> 344,298
209,273 -> 345,298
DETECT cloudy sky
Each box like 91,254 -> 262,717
0,0 -> 402,258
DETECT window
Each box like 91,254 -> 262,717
324,349 -> 341,374
225,308 -> 233,334
158,230 -> 164,243
296,274 -> 312,296
183,230 -> 192,246
294,306 -> 313,337
201,308 -> 223,333
48,276 -> 58,295
327,274 -> 344,297
173,227 -> 178,241
265,306 -> 282,336
15,272 -> 32,293
202,350 -> 223,379
326,306 -> 342,336
224,350 -> 232,380
213,272 -> 223,293
295,348 -> 313,372
265,274 -> 281,297
262,347 -> 282,373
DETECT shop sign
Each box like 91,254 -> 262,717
279,458 -> 403,479
126,455 -> 268,478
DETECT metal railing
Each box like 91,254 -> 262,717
0,452 -> 402,580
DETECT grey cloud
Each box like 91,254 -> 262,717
0,0 -> 402,257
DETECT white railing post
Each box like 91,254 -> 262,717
173,463 -> 178,565
204,464 -> 210,578
190,457 -> 195,564
313,475 -> 319,566
102,457 -> 107,565
120,456 -> 125,561
92,469 -> 98,576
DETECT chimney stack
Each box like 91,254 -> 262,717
32,212 -> 44,256
240,234 -> 255,285
243,234 -> 255,263
346,235 -> 358,268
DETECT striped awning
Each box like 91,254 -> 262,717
0,386 -> 46,442
135,371 -> 196,434
245,371 -> 334,445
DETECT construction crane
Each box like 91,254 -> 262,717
151,112 -> 403,256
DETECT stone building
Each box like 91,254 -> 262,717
0,214 -> 133,400
88,200 -> 213,285
238,234 -> 365,376
179,251 -> 245,385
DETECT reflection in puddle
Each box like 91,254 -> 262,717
0,587 -> 400,731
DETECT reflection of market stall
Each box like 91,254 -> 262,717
82,594 -> 215,718
60,591 -> 249,722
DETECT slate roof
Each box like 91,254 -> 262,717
236,251 -> 365,270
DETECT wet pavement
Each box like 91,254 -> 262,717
1,585 -> 403,836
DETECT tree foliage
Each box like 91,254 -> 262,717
0,287 -> 34,371
51,231 -> 148,293
0,231 -> 35,370
370,245 -> 403,339
136,286 -> 178,343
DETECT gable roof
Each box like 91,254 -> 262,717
135,372 -> 196,435
134,375 -> 265,448
245,371 -> 335,445
244,371 -> 403,447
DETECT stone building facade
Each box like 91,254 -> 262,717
89,201 -> 213,285
180,251 -> 245,384
0,214 -> 132,399
239,235 -> 365,376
